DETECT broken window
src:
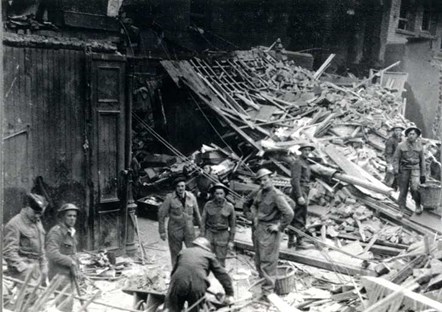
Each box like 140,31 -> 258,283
398,0 -> 414,31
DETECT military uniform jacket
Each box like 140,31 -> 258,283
201,199 -> 236,242
158,191 -> 201,236
46,223 -> 78,279
384,135 -> 401,165
251,186 -> 294,231
3,209 -> 47,270
171,246 -> 234,296
393,140 -> 426,176
290,157 -> 311,199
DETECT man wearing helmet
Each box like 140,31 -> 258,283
165,237 -> 234,312
201,183 -> 236,267
4,192 -> 49,282
251,168 -> 294,298
45,203 -> 81,312
393,126 -> 426,216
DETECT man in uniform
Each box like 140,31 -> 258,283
393,126 -> 426,215
289,143 -> 314,248
46,203 -> 81,312
165,237 -> 234,312
251,168 -> 294,297
201,183 -> 236,267
195,163 -> 217,215
4,193 -> 48,282
384,125 -> 404,189
159,176 -> 202,266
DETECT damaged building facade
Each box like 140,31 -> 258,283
3,0 -> 442,311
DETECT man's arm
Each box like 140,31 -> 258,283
419,147 -> 426,177
228,204 -> 236,243
209,253 -> 234,296
158,195 -> 171,236
290,160 -> 302,200
45,227 -> 74,267
243,190 -> 258,220
392,146 -> 402,175
275,193 -> 294,231
200,203 -> 207,237
3,222 -> 27,270
192,194 -> 202,228
384,138 -> 395,164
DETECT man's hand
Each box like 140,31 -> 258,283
387,164 -> 394,173
160,233 -> 167,241
197,191 -> 201,197
70,261 -> 79,278
297,197 -> 306,205
228,242 -> 234,250
267,224 -> 279,233
420,176 -> 426,184
224,296 -> 234,305
16,262 -> 29,273
41,263 -> 49,282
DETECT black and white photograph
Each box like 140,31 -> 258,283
1,0 -> 442,311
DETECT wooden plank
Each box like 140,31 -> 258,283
361,276 -> 442,312
313,54 -> 336,79
267,293 -> 303,312
324,144 -> 391,198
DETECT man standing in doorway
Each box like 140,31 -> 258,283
384,125 -> 404,189
393,126 -> 426,216
158,176 -> 202,266
251,168 -> 294,298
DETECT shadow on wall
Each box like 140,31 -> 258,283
404,82 -> 426,137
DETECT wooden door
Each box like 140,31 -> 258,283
88,54 -> 127,251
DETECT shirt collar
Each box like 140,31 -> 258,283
58,222 -> 76,237
20,208 -> 38,224
173,191 -> 187,199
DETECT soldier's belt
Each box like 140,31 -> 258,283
19,251 -> 43,260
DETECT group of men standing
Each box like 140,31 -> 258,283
158,143 -> 315,311
3,193 -> 81,312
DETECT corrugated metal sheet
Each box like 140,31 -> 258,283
3,46 -> 87,223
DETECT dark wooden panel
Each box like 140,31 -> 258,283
3,46 -> 88,228
97,208 -> 121,250
97,111 -> 120,202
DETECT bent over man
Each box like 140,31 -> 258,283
165,237 -> 234,312
4,193 -> 48,282
393,126 -> 426,215
251,169 -> 294,297
201,183 -> 236,267
158,176 -> 202,266
46,203 -> 81,312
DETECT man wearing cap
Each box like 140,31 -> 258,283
201,183 -> 236,267
251,168 -> 294,297
165,237 -> 234,312
46,203 -> 81,312
159,176 -> 202,266
393,126 -> 426,215
384,125 -> 404,189
4,193 -> 48,282
289,143 -> 314,248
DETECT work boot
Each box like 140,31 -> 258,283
287,235 -> 295,249
415,205 -> 423,215
296,237 -> 312,250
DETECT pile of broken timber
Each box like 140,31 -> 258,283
157,47 -> 442,311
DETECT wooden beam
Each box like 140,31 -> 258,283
313,54 -> 336,79
361,276 -> 442,312
234,239 -> 375,277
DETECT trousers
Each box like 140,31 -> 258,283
398,169 -> 421,211
255,222 -> 281,295
205,230 -> 229,267
168,226 -> 195,267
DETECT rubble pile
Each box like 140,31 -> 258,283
127,48 -> 442,310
